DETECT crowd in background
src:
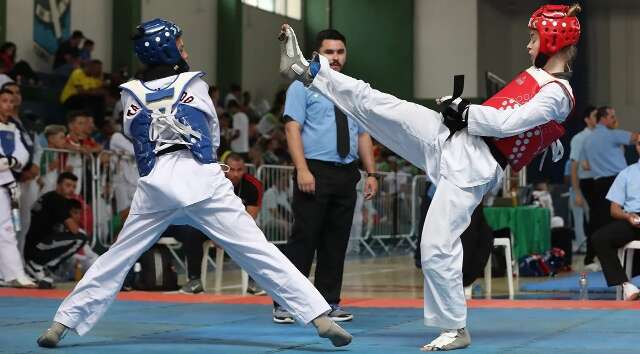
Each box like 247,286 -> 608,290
0,28 -> 639,299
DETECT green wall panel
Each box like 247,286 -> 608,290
217,0 -> 242,97
112,0 -> 141,76
330,0 -> 414,99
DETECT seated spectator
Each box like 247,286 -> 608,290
109,127 -> 138,225
263,138 -> 284,165
24,172 -> 86,288
79,39 -> 94,63
242,91 -> 259,122
38,125 -> 71,194
60,60 -> 107,124
218,112 -> 233,155
0,57 -> 13,88
0,42 -> 16,72
257,90 -> 285,139
224,83 -> 241,108
228,100 -> 249,158
208,85 -> 224,117
593,140 -> 640,301
53,30 -> 83,74
172,153 -> 263,294
260,174 -> 292,239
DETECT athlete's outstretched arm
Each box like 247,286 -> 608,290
466,83 -> 572,138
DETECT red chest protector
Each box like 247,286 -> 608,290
483,67 -> 575,172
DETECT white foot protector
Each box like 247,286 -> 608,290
421,328 -> 471,351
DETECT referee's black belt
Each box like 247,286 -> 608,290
306,159 -> 357,168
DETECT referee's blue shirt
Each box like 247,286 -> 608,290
606,161 -> 640,213
284,81 -> 364,164
583,124 -> 632,179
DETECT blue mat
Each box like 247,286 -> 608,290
2,297 -> 640,353
520,272 -> 640,293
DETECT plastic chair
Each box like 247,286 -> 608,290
201,240 -> 249,295
616,240 -> 640,300
484,236 -> 515,300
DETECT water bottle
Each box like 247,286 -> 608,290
578,272 -> 589,300
133,262 -> 142,287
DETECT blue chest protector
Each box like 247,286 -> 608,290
0,123 -> 16,157
120,72 -> 216,177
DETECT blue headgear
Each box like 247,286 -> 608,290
134,18 -> 183,66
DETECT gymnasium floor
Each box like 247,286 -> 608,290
2,255 -> 638,353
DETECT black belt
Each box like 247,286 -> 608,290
306,159 -> 358,168
482,137 -> 508,170
156,144 -> 188,157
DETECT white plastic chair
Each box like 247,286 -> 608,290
201,240 -> 249,294
616,240 -> 640,300
484,237 -> 515,300
157,237 -> 186,272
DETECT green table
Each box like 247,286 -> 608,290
483,206 -> 551,259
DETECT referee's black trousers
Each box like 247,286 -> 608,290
285,159 -> 360,305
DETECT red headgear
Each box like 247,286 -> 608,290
528,5 -> 580,67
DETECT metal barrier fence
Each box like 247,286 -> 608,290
39,148 -> 97,247
256,165 -> 294,245
32,151 -> 436,256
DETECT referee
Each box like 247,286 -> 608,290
273,29 -> 377,324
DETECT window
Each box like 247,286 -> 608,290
242,0 -> 301,20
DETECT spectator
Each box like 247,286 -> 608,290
583,106 -> 639,271
65,111 -> 102,197
60,60 -> 107,124
569,106 -> 597,255
257,90 -> 285,139
260,173 -> 292,240
275,28 -> 378,324
242,91 -> 259,122
0,88 -> 35,288
263,138 -> 284,165
0,42 -> 16,72
53,30 -> 84,73
65,111 -> 102,154
247,145 -> 264,167
172,153 -> 264,294
218,112 -> 233,155
108,126 -> 138,224
228,100 -> 249,158
3,82 -> 41,254
79,39 -> 94,63
39,125 -> 70,194
592,139 -> 640,300
208,85 -> 224,117
24,172 -> 87,288
0,57 -> 13,88
224,83 -> 241,108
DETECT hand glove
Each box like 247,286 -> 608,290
436,75 -> 470,135
437,96 -> 470,134
0,156 -> 18,172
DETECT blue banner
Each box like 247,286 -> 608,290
33,0 -> 71,56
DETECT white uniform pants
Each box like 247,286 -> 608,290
17,179 -> 39,254
569,189 -> 588,249
309,63 -> 501,329
0,189 -> 28,281
53,176 -> 331,335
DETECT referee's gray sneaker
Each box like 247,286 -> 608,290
272,305 -> 295,324
328,304 -> 353,322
